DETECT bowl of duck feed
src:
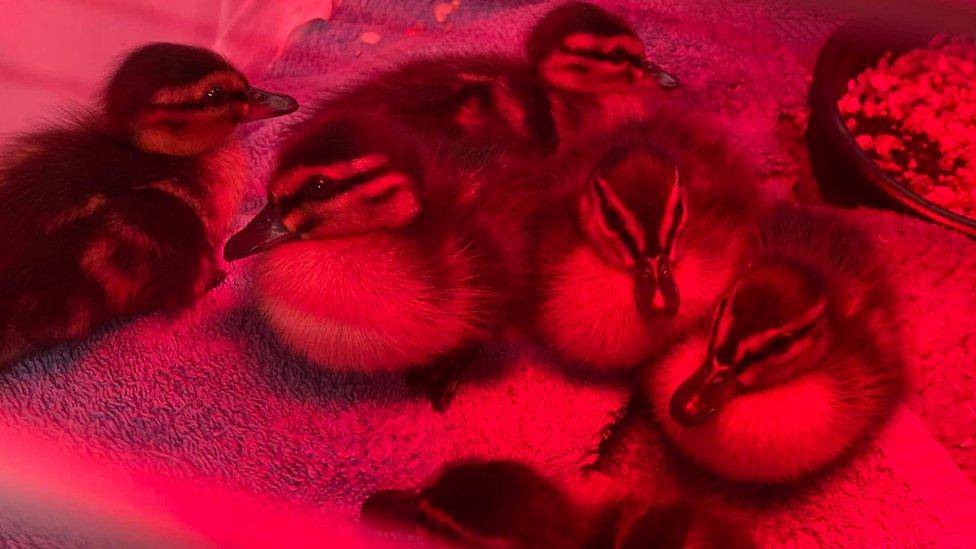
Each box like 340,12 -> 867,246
808,18 -> 976,237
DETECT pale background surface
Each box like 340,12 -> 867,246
0,0 -> 331,136
0,0 -> 975,545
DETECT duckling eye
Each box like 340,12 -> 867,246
204,86 -> 227,104
305,176 -> 334,197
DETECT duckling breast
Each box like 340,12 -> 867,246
538,245 -> 657,370
195,143 -> 247,248
648,337 -> 858,483
254,236 -> 485,373
538,243 -> 729,372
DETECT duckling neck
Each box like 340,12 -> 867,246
548,91 -> 646,148
114,136 -> 245,250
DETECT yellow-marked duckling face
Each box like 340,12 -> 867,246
578,145 -> 686,318
105,43 -> 298,156
670,257 -> 830,427
527,1 -> 649,94
224,117 -> 423,260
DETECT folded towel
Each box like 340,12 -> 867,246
1,0 -> 974,545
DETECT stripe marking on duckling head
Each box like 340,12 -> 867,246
527,2 -> 646,94
227,144 -> 420,261
262,117 -> 425,242
149,71 -> 248,107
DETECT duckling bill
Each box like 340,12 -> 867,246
0,43 -> 297,367
224,202 -> 296,260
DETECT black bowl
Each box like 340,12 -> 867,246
807,19 -> 976,237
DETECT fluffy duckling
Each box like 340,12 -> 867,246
322,2 -> 672,171
361,459 -> 755,548
534,116 -> 762,372
223,113 -> 534,410
0,43 -> 297,366
646,206 -> 905,483
527,1 -> 680,140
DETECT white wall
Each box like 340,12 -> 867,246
0,0 -> 226,135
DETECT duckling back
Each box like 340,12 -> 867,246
360,458 -> 756,548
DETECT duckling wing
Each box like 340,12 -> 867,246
0,121 -> 194,271
0,179 -> 214,346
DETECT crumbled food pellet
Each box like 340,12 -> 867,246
404,22 -> 426,37
434,2 -> 456,24
360,31 -> 381,45
927,186 -> 956,205
855,134 -> 873,149
840,37 -> 976,218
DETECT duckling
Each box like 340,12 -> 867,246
360,459 -> 755,548
534,116 -> 763,373
526,1 -> 680,142
318,2 -> 670,173
645,206 -> 905,483
223,112 -> 534,410
0,43 -> 298,366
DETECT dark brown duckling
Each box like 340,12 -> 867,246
318,2 -> 671,174
0,43 -> 297,366
361,459 -> 755,548
646,206 -> 905,483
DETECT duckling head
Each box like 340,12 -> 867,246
670,256 -> 830,427
361,460 -> 582,548
527,2 -> 648,94
104,43 -> 298,156
224,117 -> 424,261
577,144 -> 686,318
